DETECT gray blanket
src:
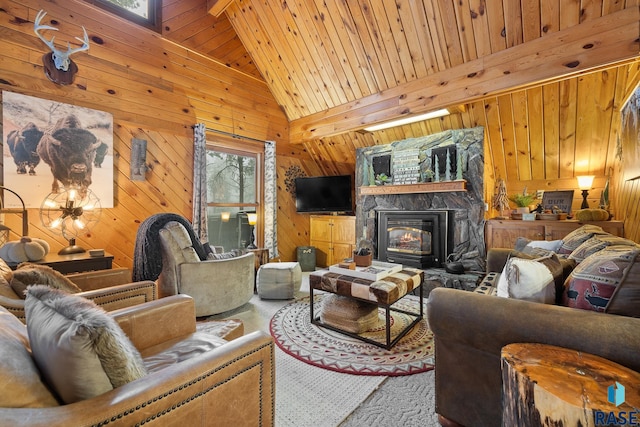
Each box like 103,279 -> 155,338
132,213 -> 210,282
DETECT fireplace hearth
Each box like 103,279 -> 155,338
377,210 -> 454,269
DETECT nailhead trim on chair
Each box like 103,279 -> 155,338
91,341 -> 275,427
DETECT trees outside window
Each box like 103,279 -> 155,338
206,145 -> 262,250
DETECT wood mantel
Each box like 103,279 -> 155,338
359,180 -> 467,196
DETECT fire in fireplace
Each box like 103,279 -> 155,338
376,210 -> 454,269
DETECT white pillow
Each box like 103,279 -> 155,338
497,255 -> 556,304
525,239 -> 563,253
25,285 -> 147,404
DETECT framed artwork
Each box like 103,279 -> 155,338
541,190 -> 574,214
2,91 -> 114,208
621,85 -> 640,181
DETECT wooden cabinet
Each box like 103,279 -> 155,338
310,215 -> 356,267
485,219 -> 624,251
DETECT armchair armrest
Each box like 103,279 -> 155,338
78,280 -> 157,313
486,248 -> 514,272
112,294 -> 196,351
67,267 -> 132,291
427,287 -> 640,427
0,331 -> 275,427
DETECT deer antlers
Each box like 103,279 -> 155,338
34,10 -> 89,72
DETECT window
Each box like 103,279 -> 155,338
206,142 -> 263,251
84,0 -> 161,32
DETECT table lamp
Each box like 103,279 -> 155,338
247,213 -> 257,249
577,175 -> 595,209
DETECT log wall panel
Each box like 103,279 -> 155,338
0,0 -> 289,268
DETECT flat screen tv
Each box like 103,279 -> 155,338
295,175 -> 353,213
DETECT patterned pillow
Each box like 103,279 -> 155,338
568,235 -> 639,264
557,225 -> 608,255
562,245 -> 640,316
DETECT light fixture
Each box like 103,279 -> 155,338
40,186 -> 101,254
364,109 -> 450,132
220,212 -> 230,222
577,175 -> 595,209
0,186 -> 29,241
246,213 -> 257,249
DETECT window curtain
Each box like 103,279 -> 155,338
192,123 -> 208,243
264,141 -> 278,258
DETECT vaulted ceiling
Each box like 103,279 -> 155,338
163,0 -> 639,186
168,0 -> 638,139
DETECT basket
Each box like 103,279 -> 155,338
353,251 -> 372,267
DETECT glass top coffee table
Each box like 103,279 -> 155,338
309,264 -> 424,349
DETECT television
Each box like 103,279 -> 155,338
295,175 -> 353,213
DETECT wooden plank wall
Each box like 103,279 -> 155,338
0,0 -> 288,269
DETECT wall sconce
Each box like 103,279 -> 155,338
247,213 -> 257,249
220,212 -> 230,222
577,175 -> 595,209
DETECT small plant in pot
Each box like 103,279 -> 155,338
509,190 -> 537,213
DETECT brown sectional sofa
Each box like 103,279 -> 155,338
0,294 -> 275,426
427,225 -> 640,427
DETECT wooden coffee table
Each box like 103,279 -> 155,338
309,267 -> 424,349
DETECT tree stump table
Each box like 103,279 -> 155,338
501,343 -> 640,427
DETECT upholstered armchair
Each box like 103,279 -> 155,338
156,220 -> 255,316
0,261 -> 157,324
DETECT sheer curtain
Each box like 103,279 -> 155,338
192,123 -> 208,243
192,124 -> 277,257
264,141 -> 278,258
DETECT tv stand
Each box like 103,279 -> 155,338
310,215 -> 355,267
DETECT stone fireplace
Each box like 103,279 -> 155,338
377,209 -> 454,268
355,127 -> 486,272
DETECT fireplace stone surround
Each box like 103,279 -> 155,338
355,127 -> 486,273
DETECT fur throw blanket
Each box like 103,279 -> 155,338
132,213 -> 211,282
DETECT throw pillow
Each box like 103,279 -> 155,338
557,224 -> 607,255
562,245 -> 640,316
497,253 -> 561,304
514,238 -> 563,253
10,263 -> 82,299
25,285 -> 147,404
0,305 -> 59,408
568,235 -> 639,264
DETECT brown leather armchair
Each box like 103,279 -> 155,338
427,287 -> 640,427
0,294 -> 275,426
0,266 -> 157,324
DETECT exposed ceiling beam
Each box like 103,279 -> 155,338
207,0 -> 235,17
289,6 -> 640,144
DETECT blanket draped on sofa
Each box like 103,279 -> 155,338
133,213 -> 211,282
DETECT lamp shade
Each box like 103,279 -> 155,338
220,212 -> 230,222
577,175 -> 595,190
247,213 -> 257,225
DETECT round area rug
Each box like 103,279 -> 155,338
269,294 -> 434,376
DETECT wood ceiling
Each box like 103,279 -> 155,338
201,0 -> 638,140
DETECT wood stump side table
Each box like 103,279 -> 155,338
501,343 -> 640,427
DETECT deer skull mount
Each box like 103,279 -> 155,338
34,10 -> 90,85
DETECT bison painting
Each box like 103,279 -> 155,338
93,141 -> 108,168
37,114 -> 102,196
6,122 -> 44,175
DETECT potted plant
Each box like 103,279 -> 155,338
510,190 -> 537,213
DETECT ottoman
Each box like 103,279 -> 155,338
320,294 -> 378,334
257,262 -> 302,299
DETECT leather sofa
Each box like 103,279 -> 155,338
427,227 -> 640,427
0,262 -> 157,324
0,294 -> 275,426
